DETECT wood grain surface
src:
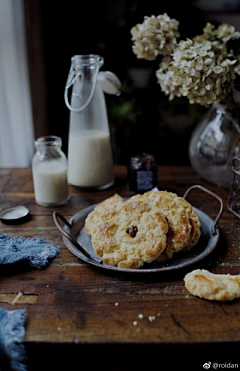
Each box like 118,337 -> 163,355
0,166 -> 240,370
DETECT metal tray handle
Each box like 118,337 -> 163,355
183,185 -> 223,235
53,211 -> 93,260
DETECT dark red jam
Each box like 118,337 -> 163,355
128,153 -> 158,193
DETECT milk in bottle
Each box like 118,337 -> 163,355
65,54 -> 120,190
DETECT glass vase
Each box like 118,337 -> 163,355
189,88 -> 240,188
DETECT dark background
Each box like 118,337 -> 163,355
25,0 -> 240,166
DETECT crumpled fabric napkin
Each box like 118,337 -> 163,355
0,233 -> 59,269
0,234 -> 60,370
0,307 -> 27,371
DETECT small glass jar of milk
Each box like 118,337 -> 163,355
32,136 -> 69,206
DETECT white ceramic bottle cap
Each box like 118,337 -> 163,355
97,71 -> 121,95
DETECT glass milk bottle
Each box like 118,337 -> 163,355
32,136 -> 69,206
64,54 -> 121,190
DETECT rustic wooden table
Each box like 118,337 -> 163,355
0,166 -> 240,370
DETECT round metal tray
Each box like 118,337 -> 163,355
53,185 -> 223,274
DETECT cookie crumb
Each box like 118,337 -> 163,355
11,292 -> 23,305
115,302 -> 119,307
133,321 -> 138,326
148,316 -> 156,322
138,313 -> 144,319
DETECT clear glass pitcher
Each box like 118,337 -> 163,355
64,54 -> 120,190
189,87 -> 240,188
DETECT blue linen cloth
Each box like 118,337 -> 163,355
0,307 -> 27,371
0,234 -> 60,370
0,233 -> 59,269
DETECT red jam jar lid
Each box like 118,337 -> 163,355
130,153 -> 156,170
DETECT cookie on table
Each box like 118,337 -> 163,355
184,269 -> 240,301
90,199 -> 169,269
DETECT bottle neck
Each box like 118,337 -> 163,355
65,55 -> 104,113
71,54 -> 104,70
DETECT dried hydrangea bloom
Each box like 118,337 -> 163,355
155,56 -> 182,100
194,22 -> 240,76
194,22 -> 240,44
234,55 -> 240,75
156,38 -> 237,107
131,15 -> 240,106
130,13 -> 179,60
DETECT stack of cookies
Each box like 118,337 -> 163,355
85,191 -> 201,269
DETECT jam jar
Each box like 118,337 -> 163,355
128,153 -> 158,193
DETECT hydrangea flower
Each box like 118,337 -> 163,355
131,14 -> 240,106
156,38 -> 237,106
130,13 -> 179,60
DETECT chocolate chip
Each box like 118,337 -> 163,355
126,226 -> 138,237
